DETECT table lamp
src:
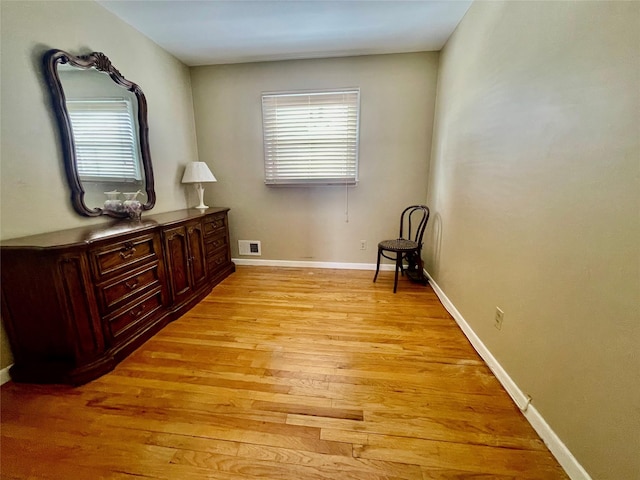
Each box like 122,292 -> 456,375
181,162 -> 217,209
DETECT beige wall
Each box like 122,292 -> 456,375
190,53 -> 437,262
0,0 -> 199,368
426,2 -> 640,478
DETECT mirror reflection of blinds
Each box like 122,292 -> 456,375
66,98 -> 141,182
262,89 -> 359,185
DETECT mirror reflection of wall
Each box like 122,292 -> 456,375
58,67 -> 147,210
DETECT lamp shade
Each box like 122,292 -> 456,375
181,162 -> 217,184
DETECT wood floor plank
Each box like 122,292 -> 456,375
352,433 -> 566,479
1,266 -> 567,479
253,400 -> 364,421
170,449 -> 410,480
1,435 -> 176,475
234,443 -> 423,480
289,412 -> 544,451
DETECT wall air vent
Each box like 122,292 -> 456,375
238,240 -> 261,256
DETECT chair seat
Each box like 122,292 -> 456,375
378,239 -> 419,252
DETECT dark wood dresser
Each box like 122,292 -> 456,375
0,208 -> 234,385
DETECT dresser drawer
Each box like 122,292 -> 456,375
204,213 -> 227,237
106,288 -> 164,340
207,248 -> 230,273
205,232 -> 228,257
90,233 -> 160,279
97,263 -> 162,314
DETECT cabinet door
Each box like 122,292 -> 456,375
186,221 -> 208,290
163,225 -> 191,304
56,253 -> 106,360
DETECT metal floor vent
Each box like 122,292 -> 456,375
238,240 -> 261,256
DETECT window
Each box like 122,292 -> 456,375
261,89 -> 360,185
66,98 -> 141,182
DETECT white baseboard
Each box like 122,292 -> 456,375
424,271 -> 591,480
522,404 -> 592,480
232,258 -> 396,271
0,364 -> 12,386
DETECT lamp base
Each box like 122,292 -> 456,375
193,183 -> 209,209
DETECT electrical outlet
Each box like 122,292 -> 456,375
360,240 -> 367,250
494,307 -> 504,330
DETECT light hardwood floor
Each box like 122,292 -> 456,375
1,266 -> 567,479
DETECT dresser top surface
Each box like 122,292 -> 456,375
1,208 -> 229,249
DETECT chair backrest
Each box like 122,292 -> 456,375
399,205 -> 430,246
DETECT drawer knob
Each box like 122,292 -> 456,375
130,305 -> 146,318
119,243 -> 137,260
125,279 -> 139,290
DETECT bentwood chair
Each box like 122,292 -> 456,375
373,205 -> 430,293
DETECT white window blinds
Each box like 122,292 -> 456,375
261,89 -> 360,185
66,98 -> 141,182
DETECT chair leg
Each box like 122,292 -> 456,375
394,252 -> 401,293
373,248 -> 382,283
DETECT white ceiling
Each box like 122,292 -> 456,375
97,0 -> 472,66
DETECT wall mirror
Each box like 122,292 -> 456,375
43,49 -> 155,217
